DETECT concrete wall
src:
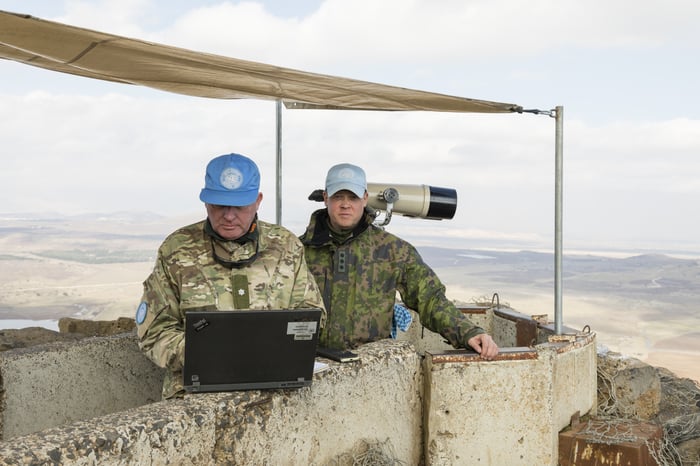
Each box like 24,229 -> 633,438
0,341 -> 424,465
423,334 -> 597,466
397,305 -> 509,354
0,333 -> 165,439
0,309 -> 598,465
550,336 -> 599,430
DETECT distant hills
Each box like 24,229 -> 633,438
420,245 -> 700,299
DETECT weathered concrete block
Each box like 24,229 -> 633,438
424,333 -> 597,466
396,307 -> 496,355
425,347 -> 550,465
0,340 -> 424,465
0,397 -> 218,465
0,333 -> 164,440
58,316 -> 136,336
0,327 -> 81,351
209,341 -> 424,465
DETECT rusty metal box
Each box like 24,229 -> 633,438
559,419 -> 662,466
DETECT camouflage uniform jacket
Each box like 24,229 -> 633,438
136,218 -> 324,399
300,208 -> 484,350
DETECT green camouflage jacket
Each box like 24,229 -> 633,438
136,218 -> 324,399
300,208 -> 484,350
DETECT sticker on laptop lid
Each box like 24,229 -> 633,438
287,321 -> 317,340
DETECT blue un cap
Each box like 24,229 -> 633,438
199,153 -> 260,206
325,163 -> 367,198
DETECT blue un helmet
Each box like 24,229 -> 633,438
199,153 -> 260,206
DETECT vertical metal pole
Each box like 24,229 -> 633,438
275,100 -> 283,225
554,106 -> 564,334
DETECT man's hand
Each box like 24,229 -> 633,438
467,333 -> 499,360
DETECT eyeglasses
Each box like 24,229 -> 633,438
210,237 -> 259,269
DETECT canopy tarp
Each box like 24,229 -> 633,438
0,10 -> 521,113
1,10 -> 570,333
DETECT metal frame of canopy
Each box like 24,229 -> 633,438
275,103 -> 565,335
0,9 -> 565,334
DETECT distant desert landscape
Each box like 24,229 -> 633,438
432,248 -> 700,383
1,213 -> 699,383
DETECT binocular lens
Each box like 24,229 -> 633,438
427,186 -> 457,220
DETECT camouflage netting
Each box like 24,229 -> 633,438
574,419 -> 668,463
656,368 -> 700,466
597,351 -> 700,465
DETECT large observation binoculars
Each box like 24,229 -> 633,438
367,183 -> 457,225
366,183 -> 457,221
308,183 -> 457,226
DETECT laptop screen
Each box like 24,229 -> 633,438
183,308 -> 322,393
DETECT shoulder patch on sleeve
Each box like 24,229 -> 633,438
135,301 -> 148,325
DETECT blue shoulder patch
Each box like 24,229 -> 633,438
135,301 -> 148,325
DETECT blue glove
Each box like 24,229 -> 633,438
391,303 -> 413,339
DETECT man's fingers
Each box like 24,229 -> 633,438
470,334 -> 499,360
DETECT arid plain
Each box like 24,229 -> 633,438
1,213 -> 698,383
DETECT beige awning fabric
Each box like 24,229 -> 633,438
0,10 -> 521,113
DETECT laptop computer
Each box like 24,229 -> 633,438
183,308 -> 323,393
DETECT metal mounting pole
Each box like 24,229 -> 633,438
275,100 -> 283,225
521,106 -> 564,332
554,105 -> 564,334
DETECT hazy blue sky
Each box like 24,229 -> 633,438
2,1 -> 699,255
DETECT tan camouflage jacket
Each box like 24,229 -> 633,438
300,208 -> 484,350
136,218 -> 324,399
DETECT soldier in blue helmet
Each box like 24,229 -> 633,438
136,153 -> 324,399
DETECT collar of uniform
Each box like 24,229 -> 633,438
305,209 -> 371,247
205,215 -> 259,245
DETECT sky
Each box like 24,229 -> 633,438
2,0 -> 700,256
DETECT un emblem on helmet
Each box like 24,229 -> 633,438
338,167 -> 355,179
220,167 -> 243,190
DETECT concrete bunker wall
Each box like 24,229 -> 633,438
0,308 -> 597,465
0,341 -> 425,465
0,333 -> 165,439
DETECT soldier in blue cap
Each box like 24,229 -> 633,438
136,153 -> 325,399
301,163 -> 498,359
